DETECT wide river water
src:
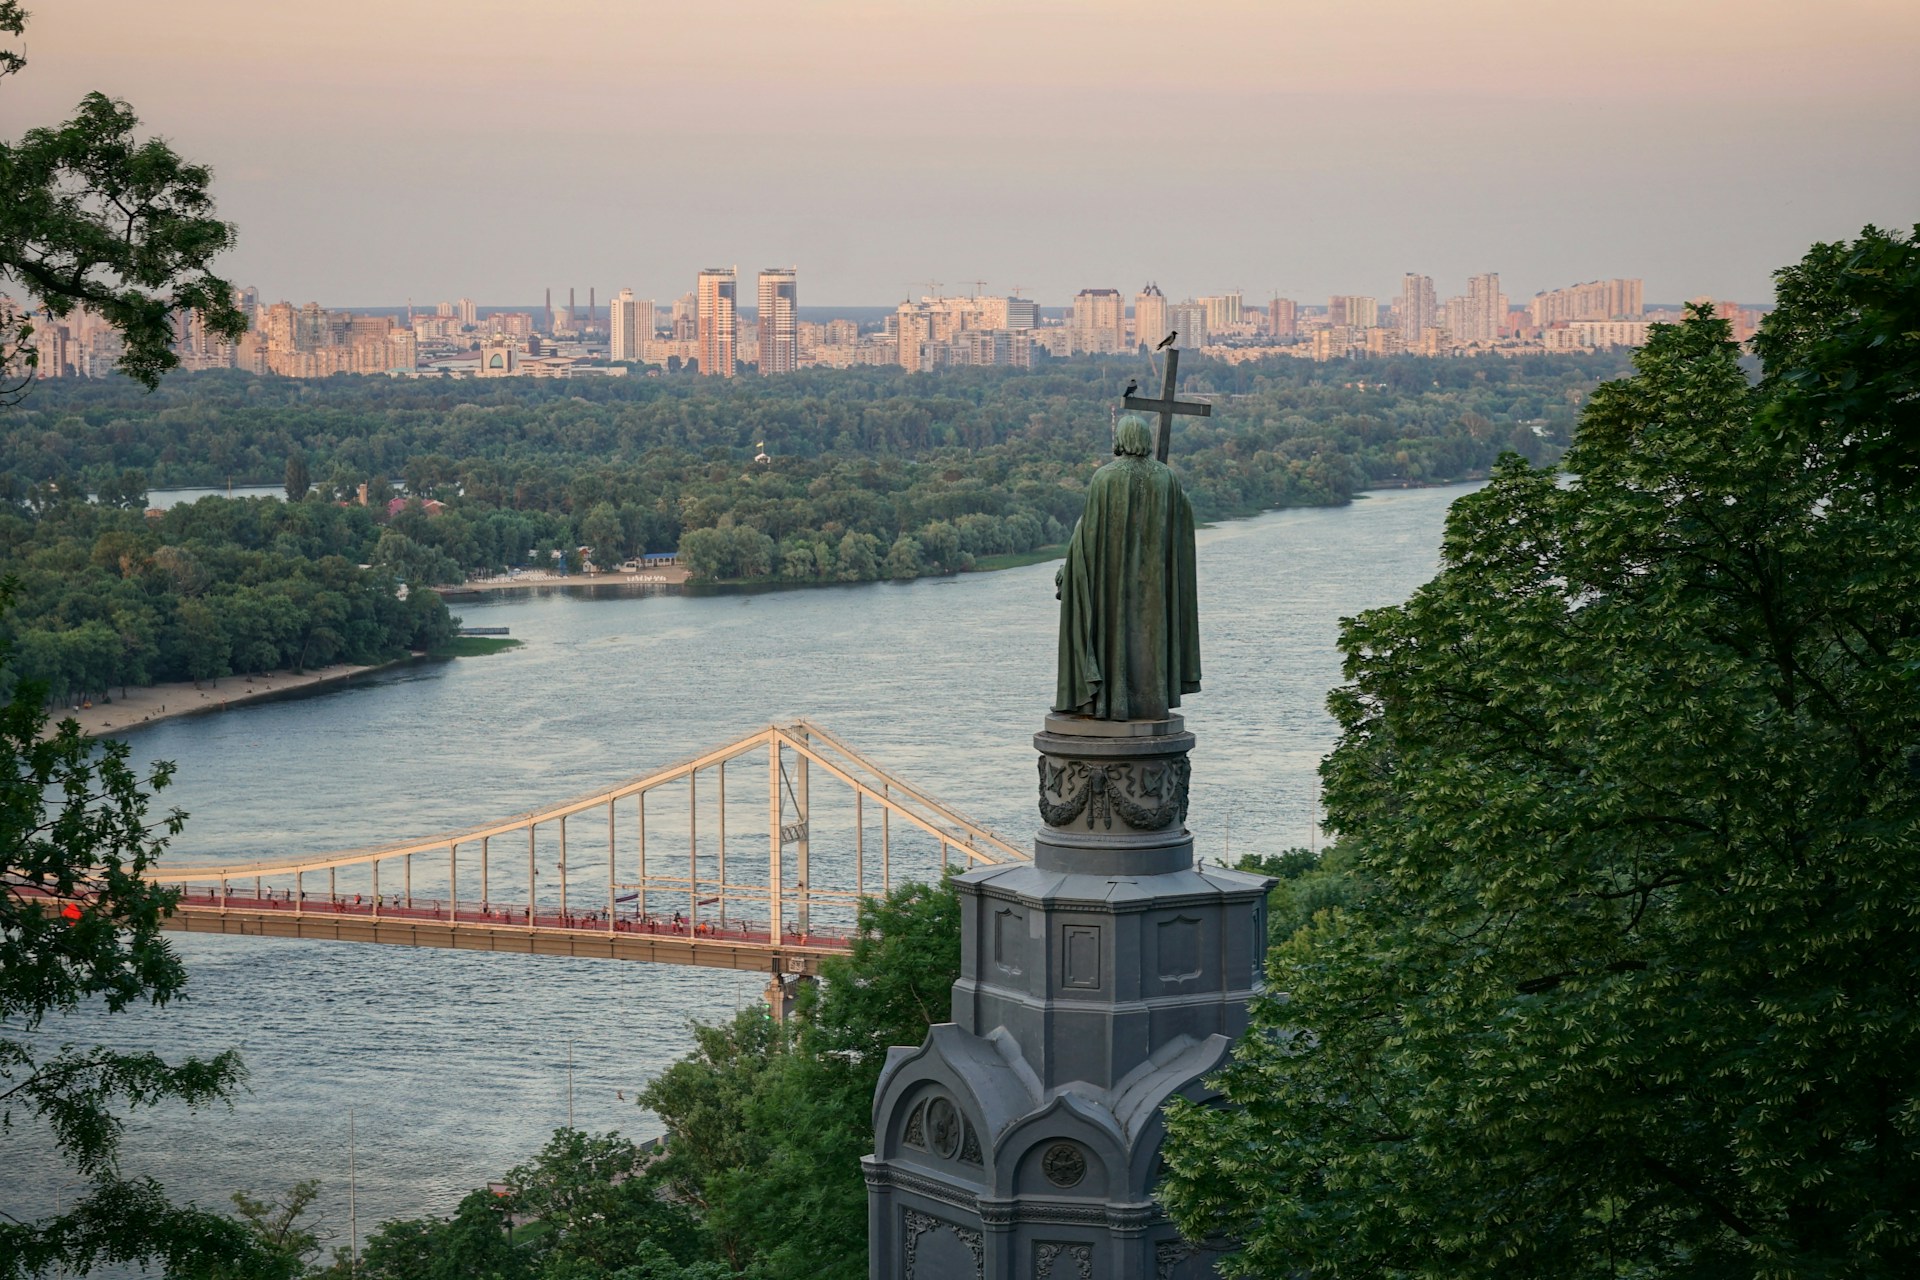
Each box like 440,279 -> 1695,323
8,482 -> 1475,1248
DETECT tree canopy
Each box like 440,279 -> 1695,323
637,876 -> 961,1279
0,594 -> 262,1279
0,2 -> 245,393
1159,226 -> 1920,1278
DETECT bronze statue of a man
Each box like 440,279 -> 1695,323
1053,415 -> 1201,721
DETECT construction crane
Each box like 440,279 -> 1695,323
962,279 -> 989,298
906,280 -> 943,300
1009,284 -> 1030,298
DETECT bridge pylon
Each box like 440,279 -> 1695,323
115,723 -> 1026,978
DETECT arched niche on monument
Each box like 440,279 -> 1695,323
894,1084 -> 987,1176
995,1101 -> 1119,1201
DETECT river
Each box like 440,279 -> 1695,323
6,482 -> 1476,1248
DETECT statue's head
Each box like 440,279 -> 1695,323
1113,415 -> 1153,458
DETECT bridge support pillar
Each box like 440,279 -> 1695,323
795,728 -> 811,935
764,971 -> 816,1023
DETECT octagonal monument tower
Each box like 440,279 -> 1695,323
864,413 -> 1274,1278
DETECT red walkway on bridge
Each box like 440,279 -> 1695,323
166,886 -> 856,951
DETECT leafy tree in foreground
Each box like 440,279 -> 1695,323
1161,227 -> 1920,1277
339,1130 -> 717,1280
637,876 -> 961,1279
223,1181 -> 327,1280
0,583 -> 257,1278
0,3 -> 246,395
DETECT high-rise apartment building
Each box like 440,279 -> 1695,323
696,268 -> 737,377
1443,274 -> 1504,346
1199,292 -> 1243,331
1269,297 -> 1298,338
894,302 -> 930,373
1400,274 -> 1437,343
1072,288 -> 1125,353
1168,300 -> 1210,349
635,297 -> 656,349
610,288 -> 641,362
752,269 -> 797,375
1329,295 -> 1378,329
1134,284 -> 1168,351
457,298 -> 478,328
1528,278 -> 1644,327
1468,273 -> 1503,343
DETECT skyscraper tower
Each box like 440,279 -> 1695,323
1467,272 -> 1503,343
567,287 -> 576,333
1134,283 -> 1167,352
1400,273 -> 1437,343
696,267 -> 737,377
610,288 -> 640,362
756,268 -> 798,375
589,287 -> 596,334
544,287 -> 553,335
1269,296 -> 1298,338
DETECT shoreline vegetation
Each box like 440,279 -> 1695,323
51,479 -> 1468,739
4,356 -> 1624,730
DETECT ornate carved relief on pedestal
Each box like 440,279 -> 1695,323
1155,1238 -> 1199,1279
902,1208 -> 983,1280
1036,1240 -> 1095,1278
926,1096 -> 962,1158
903,1099 -> 927,1150
1037,755 -> 1190,831
1041,1142 -> 1088,1188
900,1092 -> 983,1171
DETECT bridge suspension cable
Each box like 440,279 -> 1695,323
128,723 -> 1027,977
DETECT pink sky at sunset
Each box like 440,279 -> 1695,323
12,0 -> 1918,305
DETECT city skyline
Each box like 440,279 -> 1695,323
10,1 -> 1915,306
40,263 -> 1757,382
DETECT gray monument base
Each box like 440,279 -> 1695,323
867,717 -> 1272,1278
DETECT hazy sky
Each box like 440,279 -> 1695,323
12,1 -> 1918,306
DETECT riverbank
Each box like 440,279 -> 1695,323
52,662 -> 384,739
437,567 -> 689,596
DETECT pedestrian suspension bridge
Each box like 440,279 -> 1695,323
142,722 -> 1026,984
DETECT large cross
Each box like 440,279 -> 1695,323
1122,346 -> 1212,463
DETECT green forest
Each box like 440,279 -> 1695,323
0,353 -> 1630,699
0,496 -> 459,703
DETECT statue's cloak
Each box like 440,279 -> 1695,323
1053,453 -> 1201,720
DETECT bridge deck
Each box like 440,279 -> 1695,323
160,891 -> 853,975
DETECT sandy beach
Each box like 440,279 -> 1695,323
435,567 -> 688,595
49,662 -> 384,740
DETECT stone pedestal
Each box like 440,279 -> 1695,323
866,716 -> 1272,1279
